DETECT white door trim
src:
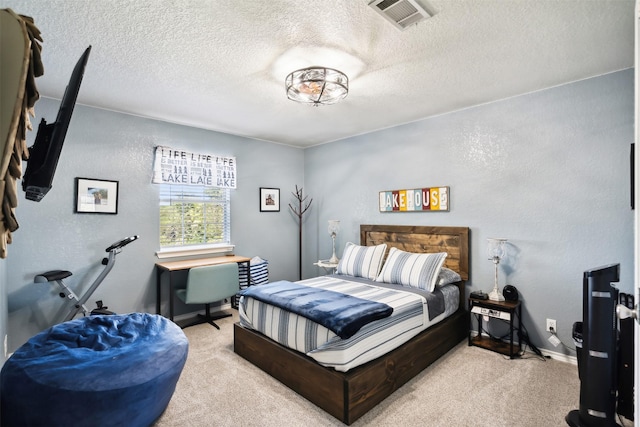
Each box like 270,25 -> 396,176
633,2 -> 639,425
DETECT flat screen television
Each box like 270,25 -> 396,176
22,45 -> 91,201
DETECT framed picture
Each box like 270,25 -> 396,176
260,187 -> 280,212
75,178 -> 119,214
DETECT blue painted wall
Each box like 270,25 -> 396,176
303,69 -> 634,354
3,69 -> 633,356
5,101 -> 304,352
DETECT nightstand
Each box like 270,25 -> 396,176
468,297 -> 522,358
314,259 -> 339,274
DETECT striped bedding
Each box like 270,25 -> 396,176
238,274 -> 460,372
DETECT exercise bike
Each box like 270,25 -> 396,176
34,235 -> 139,322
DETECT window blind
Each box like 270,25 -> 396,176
159,184 -> 230,248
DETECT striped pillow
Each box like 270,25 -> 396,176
336,242 -> 387,280
376,248 -> 447,292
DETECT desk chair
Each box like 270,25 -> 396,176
175,263 -> 239,329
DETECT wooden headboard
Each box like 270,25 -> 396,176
360,224 -> 470,281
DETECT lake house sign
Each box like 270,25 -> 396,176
379,187 -> 449,212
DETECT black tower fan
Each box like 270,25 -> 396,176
566,264 -> 620,427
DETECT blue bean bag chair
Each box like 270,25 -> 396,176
1,313 -> 188,427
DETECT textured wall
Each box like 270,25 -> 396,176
6,101 -> 303,352
303,70 -> 634,355
5,70 -> 634,356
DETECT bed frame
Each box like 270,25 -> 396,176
233,225 -> 470,425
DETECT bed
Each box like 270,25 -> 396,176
233,224 -> 469,424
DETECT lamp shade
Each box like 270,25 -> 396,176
328,220 -> 340,236
487,238 -> 507,260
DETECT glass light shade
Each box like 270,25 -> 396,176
286,67 -> 348,106
328,220 -> 340,237
487,238 -> 507,261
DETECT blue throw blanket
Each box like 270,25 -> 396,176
240,280 -> 393,339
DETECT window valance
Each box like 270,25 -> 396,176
152,146 -> 236,189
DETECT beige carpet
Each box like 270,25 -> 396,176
153,312 -> 628,427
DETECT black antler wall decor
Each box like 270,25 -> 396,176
289,185 -> 312,280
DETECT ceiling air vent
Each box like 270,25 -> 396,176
368,0 -> 433,31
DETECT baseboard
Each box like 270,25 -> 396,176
469,330 -> 577,365
541,348 -> 577,365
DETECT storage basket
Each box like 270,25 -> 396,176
233,256 -> 268,308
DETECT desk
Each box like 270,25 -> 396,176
155,255 -> 251,321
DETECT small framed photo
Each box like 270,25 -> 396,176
75,178 -> 119,214
260,187 -> 280,212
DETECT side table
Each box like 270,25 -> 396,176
314,259 -> 339,274
468,297 -> 522,358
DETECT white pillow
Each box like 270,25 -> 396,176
336,242 -> 387,280
376,248 -> 447,292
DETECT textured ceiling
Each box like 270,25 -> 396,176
3,0 -> 635,148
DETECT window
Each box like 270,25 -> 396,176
159,184 -> 230,251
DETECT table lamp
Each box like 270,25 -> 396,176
487,238 -> 507,301
328,220 -> 340,264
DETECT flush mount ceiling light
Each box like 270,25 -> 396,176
285,67 -> 348,106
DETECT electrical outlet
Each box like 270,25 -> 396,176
546,318 -> 557,333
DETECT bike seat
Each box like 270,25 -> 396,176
34,270 -> 72,283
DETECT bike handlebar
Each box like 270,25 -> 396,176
105,235 -> 139,252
